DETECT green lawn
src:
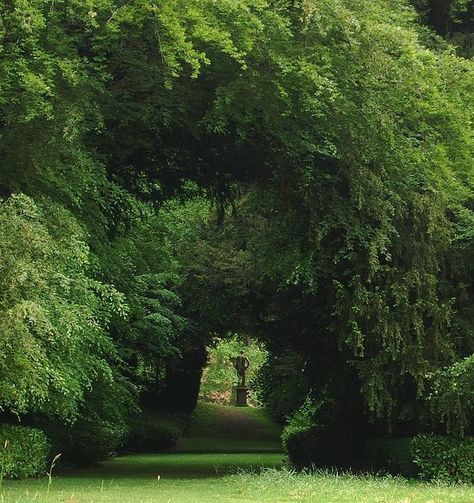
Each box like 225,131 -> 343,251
2,403 -> 474,502
2,456 -> 474,503
177,402 -> 282,453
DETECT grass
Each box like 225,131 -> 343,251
1,403 -> 473,502
2,460 -> 474,502
177,402 -> 282,453
229,469 -> 474,503
0,453 -> 284,502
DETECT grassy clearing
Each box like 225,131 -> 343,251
2,461 -> 474,503
0,453 -> 283,502
1,404 -> 473,502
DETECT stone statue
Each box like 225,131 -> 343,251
233,350 -> 250,387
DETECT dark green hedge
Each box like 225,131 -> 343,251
367,435 -> 474,483
364,437 -> 417,477
285,428 -> 474,484
34,380 -> 131,467
283,425 -> 365,470
412,435 -> 474,484
0,425 -> 51,479
47,417 -> 127,467
126,413 -> 185,453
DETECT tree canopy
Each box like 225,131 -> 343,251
0,0 -> 473,462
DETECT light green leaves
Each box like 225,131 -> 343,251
0,195 -> 124,419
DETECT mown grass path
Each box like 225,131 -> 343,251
2,403 -> 474,502
177,402 -> 283,454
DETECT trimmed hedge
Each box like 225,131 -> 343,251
282,396 -> 369,470
33,378 -> 133,467
365,437 -> 416,477
284,425 -> 366,470
285,427 -> 474,484
413,435 -> 474,484
126,413 -> 185,453
35,414 -> 128,467
0,425 -> 51,479
365,435 -> 474,483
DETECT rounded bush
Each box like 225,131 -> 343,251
0,425 -> 51,479
126,414 -> 183,453
284,425 -> 361,469
39,417 -> 128,467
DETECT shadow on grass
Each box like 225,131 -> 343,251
61,453 -> 287,481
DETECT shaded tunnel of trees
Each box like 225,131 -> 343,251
0,0 -> 473,468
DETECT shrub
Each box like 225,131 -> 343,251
37,415 -> 128,467
35,378 -> 134,466
282,399 -> 345,469
0,425 -> 50,479
285,425 -> 367,470
283,425 -> 318,469
126,413 -> 185,453
281,396 -> 316,453
364,435 -> 474,483
50,417 -> 127,467
412,434 -> 474,484
283,395 -> 369,470
364,437 -> 416,477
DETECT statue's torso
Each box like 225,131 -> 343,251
235,355 -> 248,372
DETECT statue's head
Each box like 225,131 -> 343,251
240,350 -> 244,355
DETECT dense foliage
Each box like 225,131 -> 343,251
0,425 -> 50,480
285,427 -> 474,484
364,434 -> 474,484
413,434 -> 474,483
0,0 -> 473,476
0,195 -> 124,419
126,412 -> 186,454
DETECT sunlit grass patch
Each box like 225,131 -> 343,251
229,468 -> 474,503
2,460 -> 474,503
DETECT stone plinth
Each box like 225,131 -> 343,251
234,386 -> 249,407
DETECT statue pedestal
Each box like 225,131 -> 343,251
233,386 -> 249,407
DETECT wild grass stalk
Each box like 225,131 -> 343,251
46,454 -> 61,496
0,440 -> 9,495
